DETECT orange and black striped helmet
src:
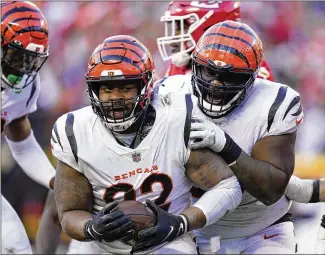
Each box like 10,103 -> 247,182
1,1 -> 49,92
85,35 -> 155,131
191,20 -> 263,118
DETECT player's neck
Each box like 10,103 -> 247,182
112,105 -> 156,149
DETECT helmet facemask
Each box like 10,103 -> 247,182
1,40 -> 48,93
192,56 -> 256,118
87,71 -> 153,132
157,11 -> 213,65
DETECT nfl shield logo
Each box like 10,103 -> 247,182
132,152 -> 141,162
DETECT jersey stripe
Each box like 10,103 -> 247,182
267,86 -> 288,132
184,94 -> 193,148
51,134 -> 57,143
26,80 -> 37,107
53,123 -> 63,150
283,96 -> 300,120
291,104 -> 302,117
65,113 -> 78,163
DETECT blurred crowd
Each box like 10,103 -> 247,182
1,1 -> 325,252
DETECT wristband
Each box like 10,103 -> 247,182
179,214 -> 189,233
310,180 -> 320,203
219,133 -> 242,166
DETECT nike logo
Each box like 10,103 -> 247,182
177,223 -> 184,236
162,226 -> 174,242
264,233 -> 279,240
296,116 -> 303,125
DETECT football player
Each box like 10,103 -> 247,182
156,4 -> 325,252
52,35 -> 243,254
157,1 -> 274,81
1,1 -> 55,254
145,20 -> 304,254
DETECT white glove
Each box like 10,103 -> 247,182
189,116 -> 226,152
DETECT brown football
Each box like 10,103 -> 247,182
116,200 -> 156,242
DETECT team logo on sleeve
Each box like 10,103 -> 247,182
132,152 -> 141,162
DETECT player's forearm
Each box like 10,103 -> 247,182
5,131 -> 55,188
285,176 -> 325,203
231,151 -> 289,205
35,191 -> 61,254
35,210 -> 61,254
183,176 -> 242,230
60,210 -> 93,241
181,207 -> 206,231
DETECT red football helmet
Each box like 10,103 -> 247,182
192,20 -> 263,118
1,1 -> 49,92
85,35 -> 155,131
157,1 -> 240,66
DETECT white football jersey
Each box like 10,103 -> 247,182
1,75 -> 40,130
51,91 -> 196,253
156,75 -> 304,238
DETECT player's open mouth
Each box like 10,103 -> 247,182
107,106 -> 130,119
206,94 -> 223,105
112,111 -> 125,119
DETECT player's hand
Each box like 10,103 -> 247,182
189,116 -> 226,152
131,200 -> 188,253
189,116 -> 242,165
84,201 -> 133,242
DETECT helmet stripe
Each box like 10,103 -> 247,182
12,16 -> 41,23
199,43 -> 250,67
101,55 -> 142,72
1,2 -> 17,8
1,6 -> 41,22
3,17 -> 41,37
102,38 -> 146,55
9,26 -> 48,41
97,47 -> 146,67
220,22 -> 258,42
205,32 -> 258,69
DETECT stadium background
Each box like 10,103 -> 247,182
1,1 -> 324,253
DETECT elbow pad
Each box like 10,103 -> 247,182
6,131 -> 55,189
193,176 -> 242,227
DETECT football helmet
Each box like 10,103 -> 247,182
157,1 -> 240,66
85,35 -> 155,131
1,1 -> 49,92
192,20 -> 263,118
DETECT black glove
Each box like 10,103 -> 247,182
84,201 -> 133,242
131,200 -> 188,253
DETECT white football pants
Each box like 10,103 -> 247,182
2,195 -> 32,254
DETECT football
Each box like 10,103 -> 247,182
116,200 -> 156,242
